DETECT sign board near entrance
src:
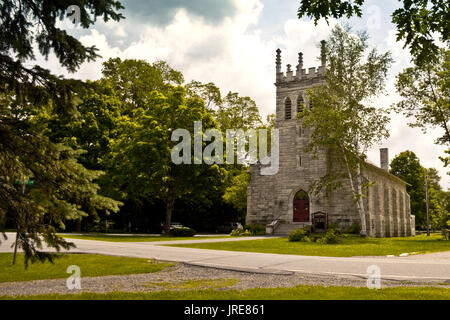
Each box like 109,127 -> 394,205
312,212 -> 327,233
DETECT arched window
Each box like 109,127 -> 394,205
285,97 -> 292,120
297,96 -> 304,114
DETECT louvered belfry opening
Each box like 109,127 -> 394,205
285,97 -> 292,120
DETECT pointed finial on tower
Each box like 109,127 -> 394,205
276,48 -> 281,74
298,52 -> 303,69
296,52 -> 303,78
320,40 -> 327,67
287,64 -> 292,73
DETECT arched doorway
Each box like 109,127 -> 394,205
293,190 -> 309,222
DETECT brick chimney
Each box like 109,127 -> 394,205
380,148 -> 389,171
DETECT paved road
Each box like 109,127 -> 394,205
1,233 -> 449,281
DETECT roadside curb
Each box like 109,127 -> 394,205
182,262 -> 295,275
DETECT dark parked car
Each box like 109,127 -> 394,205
160,222 -> 187,234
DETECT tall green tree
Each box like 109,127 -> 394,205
107,86 -> 227,235
186,81 -> 270,222
394,49 -> 450,169
0,0 -> 124,264
223,172 -> 250,222
390,150 -> 426,226
215,92 -> 262,132
101,58 -> 184,112
0,92 -> 121,265
46,59 -> 185,197
186,81 -> 222,112
390,150 -> 443,229
50,60 -> 261,232
43,81 -> 126,230
45,81 -> 122,171
297,0 -> 449,66
300,25 -> 392,236
184,80 -> 263,132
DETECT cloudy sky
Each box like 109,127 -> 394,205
38,0 -> 448,188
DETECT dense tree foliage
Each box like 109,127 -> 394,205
215,92 -> 262,132
394,49 -> 450,169
41,57 -> 266,234
186,81 -> 222,112
0,0 -> 125,264
0,0 -> 124,112
186,81 -> 263,132
0,92 -> 122,264
101,58 -> 184,111
390,150 -> 447,230
107,86 -> 228,234
222,172 -> 250,220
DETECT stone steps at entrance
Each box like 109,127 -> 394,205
273,222 -> 312,236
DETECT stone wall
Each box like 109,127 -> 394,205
363,164 -> 412,237
247,155 -> 414,237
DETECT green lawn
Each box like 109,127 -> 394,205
167,234 -> 450,257
2,285 -> 449,300
0,253 -> 173,283
60,234 -> 230,242
145,279 -> 239,290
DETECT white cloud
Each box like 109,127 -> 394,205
274,19 -> 338,68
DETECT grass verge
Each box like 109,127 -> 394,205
0,253 -> 173,283
166,234 -> 450,257
60,234 -> 229,242
1,285 -> 449,300
145,279 -> 239,290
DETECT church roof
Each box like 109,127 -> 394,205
364,161 -> 411,186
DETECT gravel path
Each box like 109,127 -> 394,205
1,262 -> 449,297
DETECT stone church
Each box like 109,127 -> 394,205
246,43 -> 415,237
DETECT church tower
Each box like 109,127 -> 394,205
246,41 -> 335,235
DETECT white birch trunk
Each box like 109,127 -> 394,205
355,161 -> 367,236
341,148 -> 367,236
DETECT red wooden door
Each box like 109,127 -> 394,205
293,199 -> 309,222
